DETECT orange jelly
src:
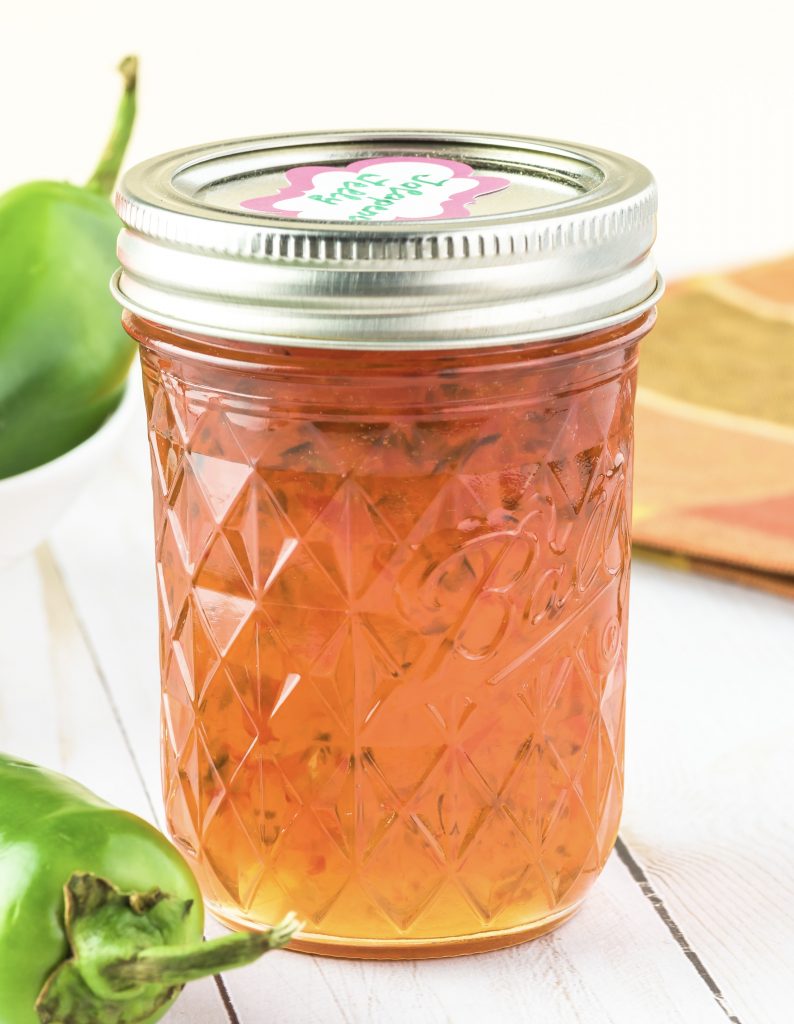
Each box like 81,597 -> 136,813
126,312 -> 651,955
114,130 -> 660,955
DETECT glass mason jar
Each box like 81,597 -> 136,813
114,132 -> 661,957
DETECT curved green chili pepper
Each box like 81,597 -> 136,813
0,753 -> 298,1024
0,57 -> 139,479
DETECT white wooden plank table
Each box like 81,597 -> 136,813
1,393 -> 791,1024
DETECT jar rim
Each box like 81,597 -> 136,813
113,269 -> 663,352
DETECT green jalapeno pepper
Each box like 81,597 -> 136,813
0,57 -> 139,479
0,753 -> 298,1024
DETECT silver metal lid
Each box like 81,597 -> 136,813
113,130 -> 661,350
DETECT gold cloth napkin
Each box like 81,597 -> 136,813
634,255 -> 794,597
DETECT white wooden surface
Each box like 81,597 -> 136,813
1,390 -> 791,1024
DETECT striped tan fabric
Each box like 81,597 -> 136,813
634,256 -> 794,597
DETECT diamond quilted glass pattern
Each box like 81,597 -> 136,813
137,322 -> 643,953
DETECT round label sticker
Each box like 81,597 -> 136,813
240,156 -> 510,222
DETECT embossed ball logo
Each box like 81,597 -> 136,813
240,157 -> 510,223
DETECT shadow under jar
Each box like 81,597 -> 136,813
114,131 -> 661,958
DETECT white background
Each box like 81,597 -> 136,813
3,0 -> 793,279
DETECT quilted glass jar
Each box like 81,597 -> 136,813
114,131 -> 661,957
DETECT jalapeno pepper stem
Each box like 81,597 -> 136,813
101,912 -> 301,988
36,875 -> 302,1024
85,55 -> 137,197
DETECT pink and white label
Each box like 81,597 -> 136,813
240,157 -> 510,222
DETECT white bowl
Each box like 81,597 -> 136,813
0,381 -> 137,567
